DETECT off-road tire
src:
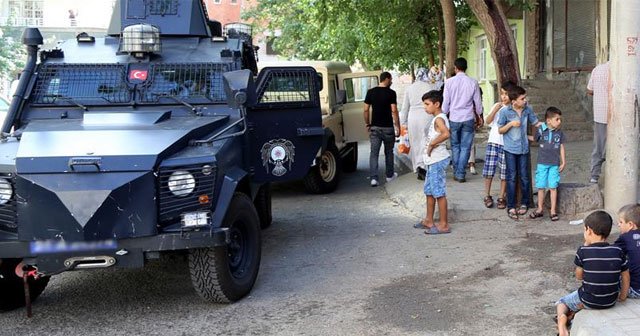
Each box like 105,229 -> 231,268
0,259 -> 50,311
254,183 -> 272,229
188,193 -> 261,303
342,142 -> 358,173
303,143 -> 341,194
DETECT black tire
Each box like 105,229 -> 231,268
342,142 -> 358,173
0,259 -> 50,311
188,193 -> 261,303
254,183 -> 272,229
303,143 -> 341,194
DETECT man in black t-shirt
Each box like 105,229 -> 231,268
363,72 -> 400,187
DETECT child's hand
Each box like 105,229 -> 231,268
427,145 -> 434,156
559,163 -> 565,172
511,120 -> 521,127
527,135 -> 534,142
619,293 -> 628,302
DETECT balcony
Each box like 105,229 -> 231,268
0,16 -> 44,27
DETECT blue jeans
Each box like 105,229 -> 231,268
449,119 -> 475,179
504,151 -> 531,210
369,127 -> 396,180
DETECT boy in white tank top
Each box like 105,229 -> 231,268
413,90 -> 452,234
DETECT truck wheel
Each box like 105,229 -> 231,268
189,193 -> 261,303
254,183 -> 272,229
0,259 -> 50,311
342,142 -> 358,173
303,143 -> 341,194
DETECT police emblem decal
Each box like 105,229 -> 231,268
261,139 -> 295,176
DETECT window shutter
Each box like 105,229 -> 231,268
566,0 -> 596,68
552,0 -> 567,69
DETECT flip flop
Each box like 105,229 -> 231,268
413,222 -> 430,229
424,226 -> 451,235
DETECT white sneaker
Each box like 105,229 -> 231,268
370,179 -> 379,187
386,172 -> 398,182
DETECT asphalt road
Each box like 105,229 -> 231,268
0,145 -> 583,335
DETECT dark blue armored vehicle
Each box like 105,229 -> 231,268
0,0 -> 323,313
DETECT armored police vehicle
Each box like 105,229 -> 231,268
0,0 -> 323,314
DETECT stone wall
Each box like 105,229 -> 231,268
553,71 -> 593,122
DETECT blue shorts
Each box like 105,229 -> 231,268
535,163 -> 560,189
424,158 -> 450,198
556,290 -> 585,313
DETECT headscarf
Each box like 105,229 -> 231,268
415,68 -> 429,82
428,66 -> 444,89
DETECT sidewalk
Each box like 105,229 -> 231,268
386,140 -> 640,335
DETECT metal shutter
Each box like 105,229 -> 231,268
566,0 -> 596,69
552,0 -> 567,69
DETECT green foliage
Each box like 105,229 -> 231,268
0,26 -> 27,81
505,0 -> 536,11
245,0 -> 475,71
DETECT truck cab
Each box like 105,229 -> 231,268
0,0 -> 324,313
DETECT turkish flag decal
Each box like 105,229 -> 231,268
129,70 -> 148,81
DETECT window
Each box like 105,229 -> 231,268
343,76 -> 378,103
477,36 -> 488,80
213,0 -> 221,4
231,0 -> 238,4
552,0 -> 596,70
7,0 -> 43,26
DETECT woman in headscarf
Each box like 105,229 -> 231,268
400,66 -> 443,179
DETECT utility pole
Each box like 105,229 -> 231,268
604,0 -> 640,213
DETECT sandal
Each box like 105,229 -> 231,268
508,208 -> 518,220
550,213 -> 559,221
483,195 -> 494,208
529,210 -> 544,219
517,205 -> 528,216
496,198 -> 506,209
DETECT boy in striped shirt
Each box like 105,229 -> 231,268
555,210 -> 630,336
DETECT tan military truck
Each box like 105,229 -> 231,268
259,61 -> 380,193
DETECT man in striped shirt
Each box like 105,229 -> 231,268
555,210 -> 630,336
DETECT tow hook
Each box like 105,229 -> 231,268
16,263 -> 39,318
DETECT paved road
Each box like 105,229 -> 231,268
0,144 -> 583,336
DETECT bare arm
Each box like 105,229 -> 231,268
498,120 -> 519,134
559,143 -> 566,172
620,270 -> 630,301
391,104 -> 400,137
575,267 -> 584,281
485,103 -> 502,125
363,103 -> 371,132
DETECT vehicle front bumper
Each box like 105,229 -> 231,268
0,228 -> 229,275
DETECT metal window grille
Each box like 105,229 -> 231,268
138,63 -> 235,103
148,0 -> 179,15
0,174 -> 17,233
157,165 -> 216,220
256,69 -> 319,107
32,64 -> 131,104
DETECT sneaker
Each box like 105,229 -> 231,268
370,179 -> 379,187
589,178 -> 598,184
470,165 -> 477,175
386,172 -> 398,182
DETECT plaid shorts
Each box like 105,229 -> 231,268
482,143 -> 506,180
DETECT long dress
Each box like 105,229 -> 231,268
400,81 -> 438,172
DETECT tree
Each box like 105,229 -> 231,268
0,26 -> 27,85
245,0 -> 475,72
440,0 -> 457,77
465,0 -> 534,86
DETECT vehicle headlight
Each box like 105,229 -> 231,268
167,171 -> 196,197
0,178 -> 13,205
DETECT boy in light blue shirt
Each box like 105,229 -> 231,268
497,85 -> 541,220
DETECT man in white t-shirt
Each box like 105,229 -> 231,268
587,61 -> 609,183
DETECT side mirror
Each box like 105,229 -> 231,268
222,69 -> 256,108
336,89 -> 347,104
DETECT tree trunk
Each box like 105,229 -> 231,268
435,0 -> 444,69
439,0 -> 456,78
424,35 -> 436,67
467,0 -> 521,86
604,0 -> 640,213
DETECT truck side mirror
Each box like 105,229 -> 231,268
222,69 -> 256,108
336,90 -> 347,104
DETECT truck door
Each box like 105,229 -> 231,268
337,71 -> 381,143
247,67 -> 324,183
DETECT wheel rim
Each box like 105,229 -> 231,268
319,150 -> 337,182
227,221 -> 249,279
